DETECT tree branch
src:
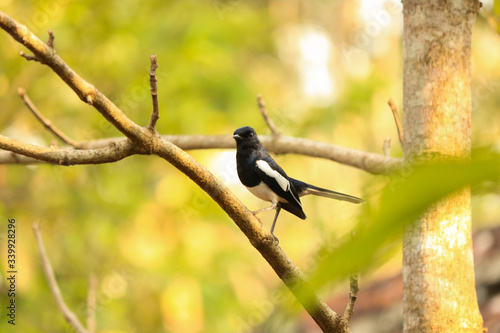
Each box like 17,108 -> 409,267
17,87 -> 82,148
146,54 -> 159,132
388,98 -> 403,145
33,222 -> 87,333
19,50 -> 40,62
0,135 -> 135,165
343,273 -> 359,324
153,136 -> 347,332
0,134 -> 401,174
0,11 -> 399,174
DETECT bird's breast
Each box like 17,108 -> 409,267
245,182 -> 288,204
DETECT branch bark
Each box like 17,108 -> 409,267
257,94 -> 280,136
0,135 -> 136,165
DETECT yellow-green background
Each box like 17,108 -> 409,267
1,1 -> 500,332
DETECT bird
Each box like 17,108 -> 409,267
233,126 -> 364,241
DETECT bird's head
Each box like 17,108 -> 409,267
233,126 -> 261,153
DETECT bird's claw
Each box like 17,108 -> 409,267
255,216 -> 263,226
263,233 -> 279,245
272,234 -> 280,245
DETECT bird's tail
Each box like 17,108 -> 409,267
290,178 -> 364,204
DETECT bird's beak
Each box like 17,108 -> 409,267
233,134 -> 242,140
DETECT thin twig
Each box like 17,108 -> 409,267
86,275 -> 98,333
18,88 -> 82,148
146,54 -> 159,132
19,51 -> 40,62
154,137 -> 347,332
32,223 -> 87,333
388,98 -> 403,145
0,133 -> 401,174
1,12 -> 355,331
257,94 -> 280,136
47,30 -> 54,48
343,230 -> 359,324
383,138 -> 391,157
343,273 -> 359,323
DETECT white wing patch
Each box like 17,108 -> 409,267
256,160 -> 290,192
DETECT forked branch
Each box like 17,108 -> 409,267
0,133 -> 401,173
1,11 -> 360,332
18,87 -> 82,148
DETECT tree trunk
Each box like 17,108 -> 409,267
402,1 -> 484,332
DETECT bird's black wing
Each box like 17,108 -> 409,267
253,157 -> 306,219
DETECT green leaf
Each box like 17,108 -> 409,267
309,149 -> 500,288
494,0 -> 500,34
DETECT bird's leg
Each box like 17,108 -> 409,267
252,202 -> 278,215
270,203 -> 282,244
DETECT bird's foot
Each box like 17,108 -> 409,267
253,215 -> 263,226
263,233 -> 279,245
251,210 -> 264,226
252,204 -> 276,215
271,231 -> 280,245
272,234 -> 280,245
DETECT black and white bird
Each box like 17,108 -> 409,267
233,126 -> 363,240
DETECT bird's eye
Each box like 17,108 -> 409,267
249,133 -> 254,138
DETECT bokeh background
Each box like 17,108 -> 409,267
1,0 -> 500,332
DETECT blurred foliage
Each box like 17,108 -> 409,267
311,149 -> 500,288
0,1 -> 499,333
494,0 -> 500,34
